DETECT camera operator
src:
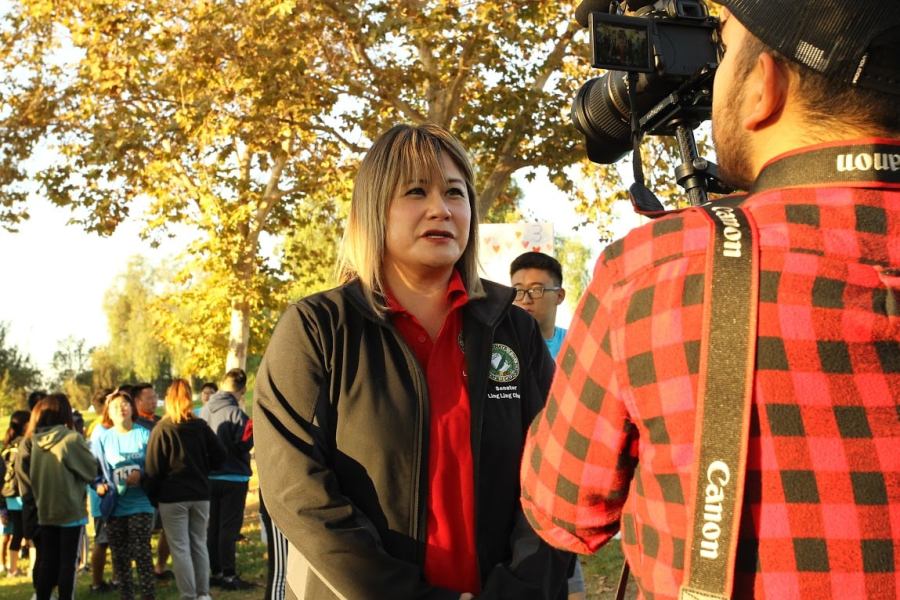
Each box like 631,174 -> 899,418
521,1 -> 899,598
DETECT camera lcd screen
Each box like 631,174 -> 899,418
590,13 -> 653,73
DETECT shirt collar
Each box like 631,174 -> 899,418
386,270 -> 469,315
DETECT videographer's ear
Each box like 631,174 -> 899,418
743,52 -> 789,132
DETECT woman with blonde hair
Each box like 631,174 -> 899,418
254,123 -> 571,599
144,379 -> 225,600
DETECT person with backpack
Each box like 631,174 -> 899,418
0,410 -> 29,577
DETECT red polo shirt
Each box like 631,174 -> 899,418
388,271 -> 480,593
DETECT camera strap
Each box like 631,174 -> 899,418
677,194 -> 758,600
751,141 -> 900,192
614,194 -> 757,600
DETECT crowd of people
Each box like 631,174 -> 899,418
0,369 -> 266,600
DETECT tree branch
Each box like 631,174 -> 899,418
477,22 -> 579,215
319,0 -> 428,123
310,122 -> 367,154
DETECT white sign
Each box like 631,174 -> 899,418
478,223 -> 554,284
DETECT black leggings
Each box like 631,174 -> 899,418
34,525 -> 83,600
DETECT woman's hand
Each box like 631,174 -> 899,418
125,470 -> 141,487
96,483 -> 109,496
459,594 -> 475,600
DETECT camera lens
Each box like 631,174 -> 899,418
572,71 -> 688,164
571,74 -> 633,164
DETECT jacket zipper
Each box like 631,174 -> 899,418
384,322 -> 431,565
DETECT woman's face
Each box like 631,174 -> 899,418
383,152 -> 471,279
108,397 -> 133,428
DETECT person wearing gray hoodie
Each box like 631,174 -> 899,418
27,394 -> 98,600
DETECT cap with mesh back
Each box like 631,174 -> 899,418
717,0 -> 900,95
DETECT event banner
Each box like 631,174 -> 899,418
478,223 -> 554,284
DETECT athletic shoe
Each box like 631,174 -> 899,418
220,575 -> 255,590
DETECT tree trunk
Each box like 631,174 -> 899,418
225,300 -> 250,371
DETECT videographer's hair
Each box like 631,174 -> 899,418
510,252 -> 564,286
737,33 -> 900,137
338,123 -> 484,316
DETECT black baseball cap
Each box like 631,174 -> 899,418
717,0 -> 900,95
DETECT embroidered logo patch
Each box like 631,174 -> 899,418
489,343 -> 520,382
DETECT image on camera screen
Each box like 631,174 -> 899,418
593,21 -> 651,71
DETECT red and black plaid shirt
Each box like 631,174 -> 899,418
522,140 -> 900,599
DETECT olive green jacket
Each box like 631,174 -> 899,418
31,425 -> 97,525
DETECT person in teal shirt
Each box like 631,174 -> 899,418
93,390 -> 155,600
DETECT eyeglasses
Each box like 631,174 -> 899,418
514,285 -> 561,301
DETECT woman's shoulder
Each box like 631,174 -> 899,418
290,279 -> 350,303
278,281 -> 371,334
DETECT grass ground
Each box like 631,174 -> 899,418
2,412 -> 633,598
0,491 -> 631,600
0,489 -> 269,600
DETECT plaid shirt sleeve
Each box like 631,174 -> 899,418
521,237 -> 641,555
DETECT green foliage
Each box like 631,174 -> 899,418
0,0 -> 708,375
0,370 -> 27,417
0,322 -> 41,415
97,256 -> 174,385
49,335 -> 94,409
556,236 -> 591,312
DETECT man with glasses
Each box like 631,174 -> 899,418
510,252 -> 568,359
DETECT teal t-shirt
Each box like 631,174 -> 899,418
545,326 -> 567,360
88,424 -> 110,518
97,426 -> 153,517
209,473 -> 251,483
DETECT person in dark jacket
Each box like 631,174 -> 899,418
254,123 -> 571,600
1,410 -> 30,577
145,378 -> 227,600
199,369 -> 254,590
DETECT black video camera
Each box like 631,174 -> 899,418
572,0 -> 721,165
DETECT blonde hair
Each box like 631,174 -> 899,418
164,379 -> 194,424
338,123 -> 484,315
